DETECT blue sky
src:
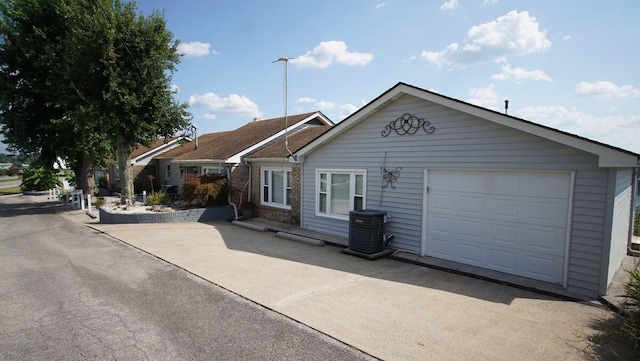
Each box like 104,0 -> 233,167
2,0 -> 639,154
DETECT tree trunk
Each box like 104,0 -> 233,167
116,137 -> 133,205
77,153 -> 95,197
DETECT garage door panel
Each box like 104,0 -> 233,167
429,237 -> 453,258
526,227 -> 566,253
430,215 -> 453,236
425,169 -> 571,285
488,249 -> 517,273
430,193 -> 454,213
459,243 -> 482,264
521,254 -> 563,283
460,220 -> 483,240
460,195 -> 485,215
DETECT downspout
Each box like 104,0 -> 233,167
247,162 -> 252,203
227,166 -> 238,220
629,166 -> 639,255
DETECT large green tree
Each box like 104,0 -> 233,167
96,1 -> 190,204
0,0 -> 190,200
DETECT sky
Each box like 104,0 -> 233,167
2,0 -> 639,155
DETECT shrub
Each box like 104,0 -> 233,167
94,197 -> 105,208
146,190 -> 170,206
0,169 -> 7,176
623,266 -> 640,349
96,176 -> 110,190
182,174 -> 228,207
20,165 -> 60,191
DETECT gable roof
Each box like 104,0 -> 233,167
162,111 -> 333,164
296,82 -> 640,167
128,136 -> 190,165
244,125 -> 332,161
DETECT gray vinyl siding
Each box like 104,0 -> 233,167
607,168 -> 632,285
301,94 -> 615,298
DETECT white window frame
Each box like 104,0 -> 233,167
166,164 -> 171,180
315,169 -> 366,220
261,167 -> 292,209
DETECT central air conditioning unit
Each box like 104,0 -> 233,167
348,210 -> 389,254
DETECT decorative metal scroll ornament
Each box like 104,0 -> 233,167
380,167 -> 402,189
381,113 -> 435,137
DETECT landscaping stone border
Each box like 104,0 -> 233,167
99,206 -> 233,224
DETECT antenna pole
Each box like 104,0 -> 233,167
273,57 -> 294,158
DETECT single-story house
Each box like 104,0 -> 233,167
293,82 -> 639,299
244,125 -> 332,224
152,111 -> 333,215
107,136 -> 189,192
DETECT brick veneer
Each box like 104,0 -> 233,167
250,165 -> 301,225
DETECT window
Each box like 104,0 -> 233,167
261,168 -> 292,208
316,170 -> 365,218
202,166 -> 225,176
166,164 -> 171,179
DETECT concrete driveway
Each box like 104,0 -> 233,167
59,209 -> 625,360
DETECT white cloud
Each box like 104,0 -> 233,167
421,10 -> 550,68
177,41 -> 214,57
516,105 -> 640,153
467,84 -> 500,110
295,97 -> 317,103
374,2 -> 387,10
563,35 -> 571,41
575,81 -> 640,98
440,0 -> 458,11
291,41 -> 374,69
169,84 -> 180,93
337,103 -> 359,120
483,0 -> 499,4
188,92 -> 262,118
491,64 -> 552,82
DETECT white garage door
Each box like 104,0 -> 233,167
424,169 -> 572,284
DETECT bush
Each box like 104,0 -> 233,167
146,190 -> 170,206
20,165 -> 60,191
96,176 -> 110,190
0,168 -> 7,176
182,174 -> 228,207
94,197 -> 105,208
623,266 -> 640,349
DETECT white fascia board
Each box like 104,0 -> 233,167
413,89 -> 640,168
230,113 -> 323,163
296,89 -> 403,157
173,159 -> 226,164
132,136 -> 191,165
245,157 -> 289,163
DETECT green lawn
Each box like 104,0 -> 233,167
0,176 -> 19,183
0,185 -> 21,196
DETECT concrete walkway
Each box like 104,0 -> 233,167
48,206 -> 636,361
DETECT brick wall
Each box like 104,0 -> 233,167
250,164 -> 301,225
230,163 -> 250,207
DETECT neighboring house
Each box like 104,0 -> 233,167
107,136 -> 189,192
244,125 -> 332,224
294,82 -> 639,299
152,111 -> 334,216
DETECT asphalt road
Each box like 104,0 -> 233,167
0,196 -> 375,361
